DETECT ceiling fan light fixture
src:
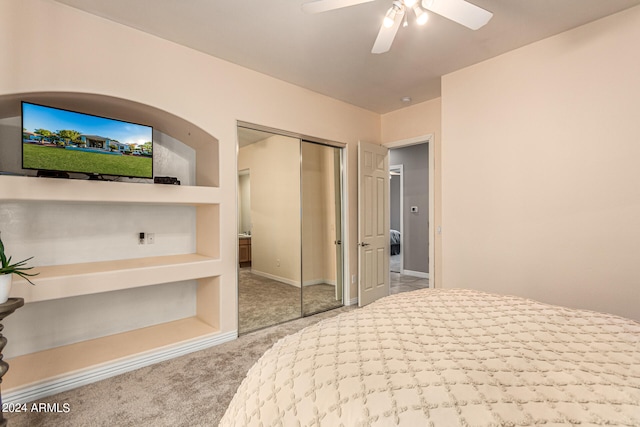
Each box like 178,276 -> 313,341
301,0 -> 494,55
413,5 -> 429,25
383,6 -> 397,28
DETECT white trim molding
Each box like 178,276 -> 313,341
383,134 -> 434,149
251,270 -> 300,287
403,270 -> 430,279
3,330 -> 237,405
303,279 -> 336,287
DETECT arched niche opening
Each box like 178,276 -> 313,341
0,92 -> 222,372
0,92 -> 218,187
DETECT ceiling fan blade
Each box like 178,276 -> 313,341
302,0 -> 375,14
422,0 -> 492,30
371,14 -> 402,54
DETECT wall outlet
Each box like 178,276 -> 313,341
352,274 -> 356,284
276,259 -> 280,267
147,233 -> 155,244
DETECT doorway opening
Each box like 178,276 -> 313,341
237,124 -> 346,334
387,138 -> 432,295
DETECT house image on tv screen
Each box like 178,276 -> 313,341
21,102 -> 154,178
78,134 -> 128,153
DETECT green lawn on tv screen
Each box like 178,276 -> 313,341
23,144 -> 152,178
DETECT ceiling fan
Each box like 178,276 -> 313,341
302,0 -> 493,54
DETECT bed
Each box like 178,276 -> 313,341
220,288 -> 640,426
390,229 -> 400,255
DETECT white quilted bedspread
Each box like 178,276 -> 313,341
220,289 -> 640,426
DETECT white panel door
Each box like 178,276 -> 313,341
358,141 -> 389,306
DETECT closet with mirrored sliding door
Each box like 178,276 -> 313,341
237,125 -> 344,334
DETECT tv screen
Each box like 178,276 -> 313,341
21,102 -> 153,179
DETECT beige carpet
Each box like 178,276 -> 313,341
238,268 -> 342,334
6,306 -> 354,427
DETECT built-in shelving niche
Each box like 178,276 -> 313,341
0,92 -> 224,404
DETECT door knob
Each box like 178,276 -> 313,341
359,242 -> 370,247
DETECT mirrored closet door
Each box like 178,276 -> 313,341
301,141 -> 344,316
237,126 -> 344,334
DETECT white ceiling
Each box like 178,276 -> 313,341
54,0 -> 640,114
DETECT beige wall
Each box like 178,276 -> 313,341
3,0 -> 638,333
238,136 -> 301,285
238,139 -> 339,288
381,98 -> 442,286
441,6 -> 640,321
381,98 -> 441,144
1,0 -> 380,334
302,142 -> 338,285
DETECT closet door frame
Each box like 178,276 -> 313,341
236,121 -> 348,334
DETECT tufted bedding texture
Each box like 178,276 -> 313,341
220,288 -> 640,426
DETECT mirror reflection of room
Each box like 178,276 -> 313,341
237,129 -> 302,334
301,141 -> 343,316
237,169 -> 252,266
237,127 -> 345,334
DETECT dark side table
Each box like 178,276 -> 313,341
0,298 -> 24,427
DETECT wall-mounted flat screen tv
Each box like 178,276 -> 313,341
22,102 -> 153,179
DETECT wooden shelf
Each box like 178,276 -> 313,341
0,175 -> 219,205
3,316 -> 219,391
10,254 -> 221,303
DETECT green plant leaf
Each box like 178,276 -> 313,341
14,271 -> 38,286
0,234 -> 38,285
0,241 -> 6,268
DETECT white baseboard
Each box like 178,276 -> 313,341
403,269 -> 429,279
251,269 -> 300,287
251,270 -> 337,288
3,330 -> 238,405
303,279 -> 336,287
